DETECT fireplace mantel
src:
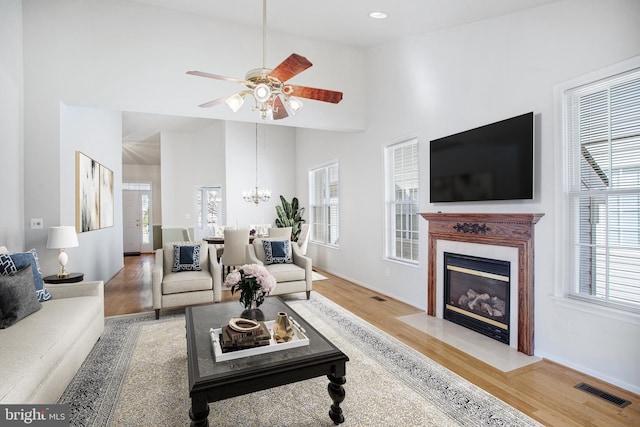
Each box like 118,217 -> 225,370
420,212 -> 544,355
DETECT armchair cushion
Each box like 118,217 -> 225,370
262,239 -> 292,265
172,244 -> 202,272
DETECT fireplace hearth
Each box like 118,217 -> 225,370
444,252 -> 510,344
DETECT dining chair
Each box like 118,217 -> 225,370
297,223 -> 310,255
221,229 -> 250,275
182,227 -> 192,242
268,227 -> 292,239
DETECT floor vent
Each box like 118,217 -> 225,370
575,383 -> 631,408
371,296 -> 387,302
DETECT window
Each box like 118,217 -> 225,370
309,163 -> 339,246
385,139 -> 419,263
563,65 -> 640,311
195,187 -> 222,239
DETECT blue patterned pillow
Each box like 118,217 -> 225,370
0,249 -> 51,302
172,245 -> 202,272
262,239 -> 292,265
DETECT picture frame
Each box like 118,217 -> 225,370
99,164 -> 114,228
76,151 -> 114,232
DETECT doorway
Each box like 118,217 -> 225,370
123,183 -> 153,254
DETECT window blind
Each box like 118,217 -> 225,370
566,68 -> 640,310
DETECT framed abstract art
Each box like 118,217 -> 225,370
76,151 -> 114,232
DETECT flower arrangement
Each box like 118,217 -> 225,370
223,264 -> 277,310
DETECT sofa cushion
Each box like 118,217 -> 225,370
172,244 -> 202,272
0,249 -> 51,302
163,241 -> 209,273
264,263 -> 305,283
252,238 -> 292,264
162,270 -> 212,295
262,239 -> 292,265
0,266 -> 42,328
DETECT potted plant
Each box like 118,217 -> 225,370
275,195 -> 305,241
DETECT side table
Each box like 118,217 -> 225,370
43,273 -> 84,284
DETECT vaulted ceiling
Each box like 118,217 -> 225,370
121,0 -> 558,166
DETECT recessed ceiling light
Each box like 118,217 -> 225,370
369,11 -> 388,19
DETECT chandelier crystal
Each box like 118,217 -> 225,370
243,124 -> 271,205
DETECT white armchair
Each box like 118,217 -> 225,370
152,241 -> 221,319
246,237 -> 312,299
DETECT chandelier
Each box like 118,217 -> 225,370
243,124 -> 271,205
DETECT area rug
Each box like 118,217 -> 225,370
59,294 -> 541,426
311,270 -> 328,281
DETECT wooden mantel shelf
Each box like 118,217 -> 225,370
419,212 -> 544,355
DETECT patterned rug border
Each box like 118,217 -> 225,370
60,296 -> 539,426
286,294 -> 540,426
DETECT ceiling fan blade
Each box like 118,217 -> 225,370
186,70 -> 246,84
198,96 -> 228,108
287,85 -> 343,104
268,54 -> 313,83
272,96 -> 289,120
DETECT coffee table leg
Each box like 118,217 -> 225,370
327,374 -> 346,425
189,396 -> 210,427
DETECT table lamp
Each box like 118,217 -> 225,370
47,226 -> 79,278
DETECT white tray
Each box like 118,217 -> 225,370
210,317 -> 309,362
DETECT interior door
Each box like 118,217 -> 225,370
123,189 -> 153,254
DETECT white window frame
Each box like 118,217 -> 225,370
194,186 -> 223,240
557,56 -> 640,314
384,138 -> 419,264
309,162 -> 339,247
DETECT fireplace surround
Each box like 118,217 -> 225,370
420,213 -> 543,355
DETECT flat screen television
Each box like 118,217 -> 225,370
429,112 -> 534,202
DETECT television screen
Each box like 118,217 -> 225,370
429,112 -> 534,202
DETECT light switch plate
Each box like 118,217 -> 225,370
31,218 -> 43,229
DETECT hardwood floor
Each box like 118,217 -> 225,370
105,254 -> 640,426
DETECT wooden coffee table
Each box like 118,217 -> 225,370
185,297 -> 349,427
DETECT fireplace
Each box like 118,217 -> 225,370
443,252 -> 510,344
420,213 -> 544,355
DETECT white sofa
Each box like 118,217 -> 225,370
0,277 -> 104,403
246,238 -> 312,299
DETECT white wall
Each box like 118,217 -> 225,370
298,0 -> 640,393
224,122 -> 297,229
59,104 -> 124,281
160,122 -> 225,230
0,0 -> 24,250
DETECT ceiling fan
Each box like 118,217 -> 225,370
186,0 -> 343,120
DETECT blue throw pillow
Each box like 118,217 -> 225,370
262,239 -> 292,265
172,244 -> 202,272
0,249 -> 51,302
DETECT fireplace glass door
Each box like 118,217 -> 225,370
444,252 -> 510,344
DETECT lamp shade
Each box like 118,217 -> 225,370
47,226 -> 79,249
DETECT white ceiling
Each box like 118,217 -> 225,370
127,0 -> 558,48
122,0 -> 558,166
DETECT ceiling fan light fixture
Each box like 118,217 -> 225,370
225,93 -> 245,112
286,96 -> 303,114
254,83 -> 271,103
